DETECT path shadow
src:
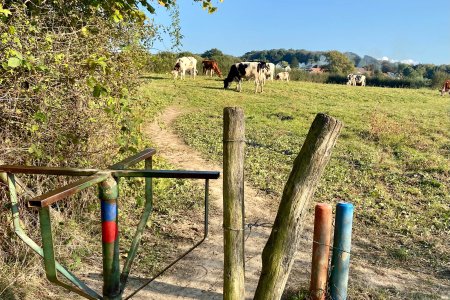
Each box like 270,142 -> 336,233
124,276 -> 222,299
140,75 -> 166,80
201,86 -> 224,90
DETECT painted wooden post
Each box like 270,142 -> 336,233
223,107 -> 245,300
329,202 -> 354,300
254,113 -> 342,300
310,203 -> 332,300
99,176 -> 121,300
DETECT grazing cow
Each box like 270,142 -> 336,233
261,62 -> 275,81
202,60 -> 222,77
355,74 -> 366,86
224,61 -> 269,93
173,56 -> 197,80
347,74 -> 366,86
276,71 -> 290,81
346,74 -> 356,86
440,79 -> 450,96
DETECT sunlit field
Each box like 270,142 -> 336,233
139,74 -> 450,298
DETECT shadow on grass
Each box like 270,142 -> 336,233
140,75 -> 167,80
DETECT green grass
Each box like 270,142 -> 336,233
139,74 -> 450,297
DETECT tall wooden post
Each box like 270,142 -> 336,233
254,113 -> 342,300
223,107 -> 245,300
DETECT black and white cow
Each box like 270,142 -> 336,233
223,62 -> 269,93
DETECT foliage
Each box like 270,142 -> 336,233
0,1 -> 223,298
324,50 -> 355,74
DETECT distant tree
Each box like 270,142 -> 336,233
202,48 -> 224,58
324,51 -> 355,74
381,61 -> 397,73
431,71 -> 450,88
290,56 -> 299,69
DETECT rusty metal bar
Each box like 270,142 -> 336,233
110,148 -> 156,170
113,169 -> 220,179
0,165 -> 100,176
28,173 -> 110,208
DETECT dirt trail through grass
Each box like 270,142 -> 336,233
131,106 -> 281,299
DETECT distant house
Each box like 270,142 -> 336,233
385,72 -> 402,79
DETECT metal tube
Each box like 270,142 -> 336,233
120,157 -> 153,290
99,176 -> 121,300
309,203 -> 332,300
329,202 -> 354,300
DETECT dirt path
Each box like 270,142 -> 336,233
129,106 -> 281,299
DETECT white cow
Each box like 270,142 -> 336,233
276,71 -> 290,81
346,74 -> 356,86
173,56 -> 197,80
347,74 -> 366,86
262,62 -> 275,82
224,61 -> 269,93
355,74 -> 366,86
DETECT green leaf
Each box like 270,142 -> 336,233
8,57 -> 22,68
93,84 -> 108,97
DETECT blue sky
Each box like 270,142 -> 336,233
148,0 -> 450,65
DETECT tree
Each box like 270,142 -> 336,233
202,48 -> 224,58
290,56 -> 299,69
324,50 -> 355,74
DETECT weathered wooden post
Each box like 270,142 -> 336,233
254,113 -> 342,300
223,107 -> 245,300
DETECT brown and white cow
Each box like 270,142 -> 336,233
440,79 -> 450,96
173,56 -> 197,80
276,71 -> 290,81
224,61 -> 269,93
202,60 -> 222,77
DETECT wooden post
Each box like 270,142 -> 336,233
223,107 -> 245,300
253,113 -> 342,300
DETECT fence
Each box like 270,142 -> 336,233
1,148 -> 220,300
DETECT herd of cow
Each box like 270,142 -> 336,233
170,56 -> 450,96
171,56 -> 288,93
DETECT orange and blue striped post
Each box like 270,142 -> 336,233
99,176 -> 121,300
329,202 -> 354,300
309,203 -> 332,300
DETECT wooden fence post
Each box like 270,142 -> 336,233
223,107 -> 245,300
253,113 -> 342,300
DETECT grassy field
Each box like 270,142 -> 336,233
139,74 -> 449,298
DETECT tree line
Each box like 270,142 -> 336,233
147,48 -> 450,89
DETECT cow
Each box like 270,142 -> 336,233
173,56 -> 197,80
346,74 -> 356,86
347,74 -> 366,86
355,74 -> 366,86
262,62 -> 275,81
276,71 -> 290,81
440,79 -> 450,96
202,60 -> 222,77
224,62 -> 269,93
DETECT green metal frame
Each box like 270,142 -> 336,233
1,148 -> 220,299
